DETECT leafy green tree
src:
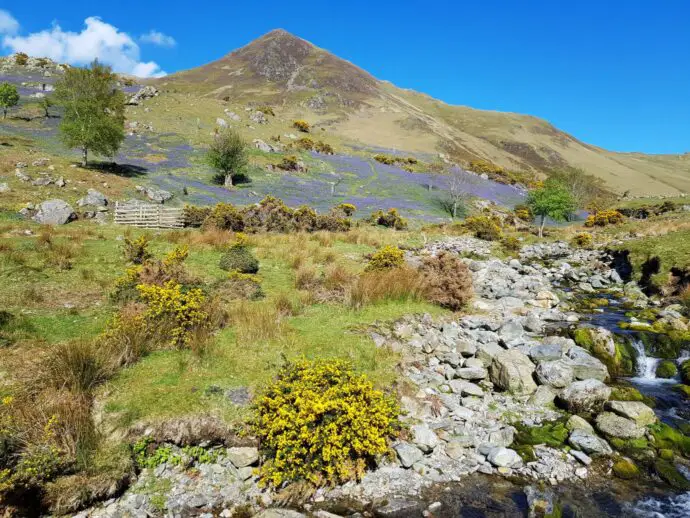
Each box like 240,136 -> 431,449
0,82 -> 20,119
527,179 -> 576,237
53,60 -> 125,167
206,127 -> 248,187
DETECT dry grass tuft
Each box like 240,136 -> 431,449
295,265 -> 320,290
348,267 -> 423,309
419,252 -> 473,311
228,301 -> 285,344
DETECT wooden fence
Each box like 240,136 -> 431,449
114,201 -> 185,228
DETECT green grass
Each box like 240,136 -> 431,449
613,227 -> 690,285
1,221 -> 448,435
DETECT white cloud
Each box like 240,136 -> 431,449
140,30 -> 176,48
1,15 -> 168,78
0,10 -> 19,35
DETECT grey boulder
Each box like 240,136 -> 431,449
32,199 -> 75,225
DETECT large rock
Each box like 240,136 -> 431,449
606,401 -> 657,427
448,380 -> 483,397
455,366 -> 488,381
498,320 -> 524,347
77,188 -> 108,207
566,415 -> 594,433
127,85 -> 158,105
226,446 -> 259,467
559,379 -> 611,413
32,199 -> 75,225
528,385 -> 556,406
411,423 -> 439,453
486,447 -> 523,468
489,350 -> 537,394
136,185 -> 174,204
394,442 -> 423,468
568,429 -> 612,455
529,344 -> 564,362
535,360 -> 574,388
253,138 -> 280,153
595,412 -> 646,439
566,346 -> 609,381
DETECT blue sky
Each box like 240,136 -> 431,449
1,1 -> 689,154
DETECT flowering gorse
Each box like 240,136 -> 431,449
137,281 -> 207,347
253,359 -> 401,487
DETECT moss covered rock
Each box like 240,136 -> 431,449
571,327 -> 636,376
654,459 -> 690,490
680,359 -> 690,385
613,458 -> 640,479
659,448 -> 674,460
649,423 -> 690,457
656,360 -> 678,379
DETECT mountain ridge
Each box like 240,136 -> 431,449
155,29 -> 690,195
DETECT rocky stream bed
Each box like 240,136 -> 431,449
79,239 -> 690,518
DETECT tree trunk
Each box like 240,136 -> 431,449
82,147 -> 88,168
452,201 -> 457,219
2,108 -> 6,119
224,173 -> 234,188
539,214 -> 546,238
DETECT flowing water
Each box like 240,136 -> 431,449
583,299 -> 690,516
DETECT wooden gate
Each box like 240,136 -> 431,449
114,201 -> 184,228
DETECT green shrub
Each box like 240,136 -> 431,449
204,203 -> 245,231
334,203 -> 356,217
314,141 -> 334,154
366,245 -> 405,271
123,236 -> 152,265
277,155 -> 301,171
367,208 -> 408,230
656,360 -> 678,379
219,244 -> 259,274
514,204 -> 533,221
572,232 -> 593,249
256,105 -> 275,117
252,359 -> 401,486
501,236 -> 521,253
464,215 -> 502,241
295,137 -> 315,151
14,53 -> 29,66
419,252 -> 473,311
293,120 -> 310,133
183,205 -> 212,228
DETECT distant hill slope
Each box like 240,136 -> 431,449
158,29 -> 689,196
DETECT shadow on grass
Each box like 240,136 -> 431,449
82,161 -> 149,178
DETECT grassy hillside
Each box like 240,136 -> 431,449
155,29 -> 690,196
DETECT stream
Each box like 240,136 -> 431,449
583,295 -> 690,516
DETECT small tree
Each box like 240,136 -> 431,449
0,82 -> 20,119
527,179 -> 576,237
207,127 -> 248,187
53,60 -> 125,167
440,168 -> 470,218
39,96 -> 54,118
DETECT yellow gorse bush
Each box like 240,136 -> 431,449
585,209 -> 625,227
163,245 -> 189,266
137,281 -> 207,347
366,245 -> 405,271
253,359 -> 401,487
